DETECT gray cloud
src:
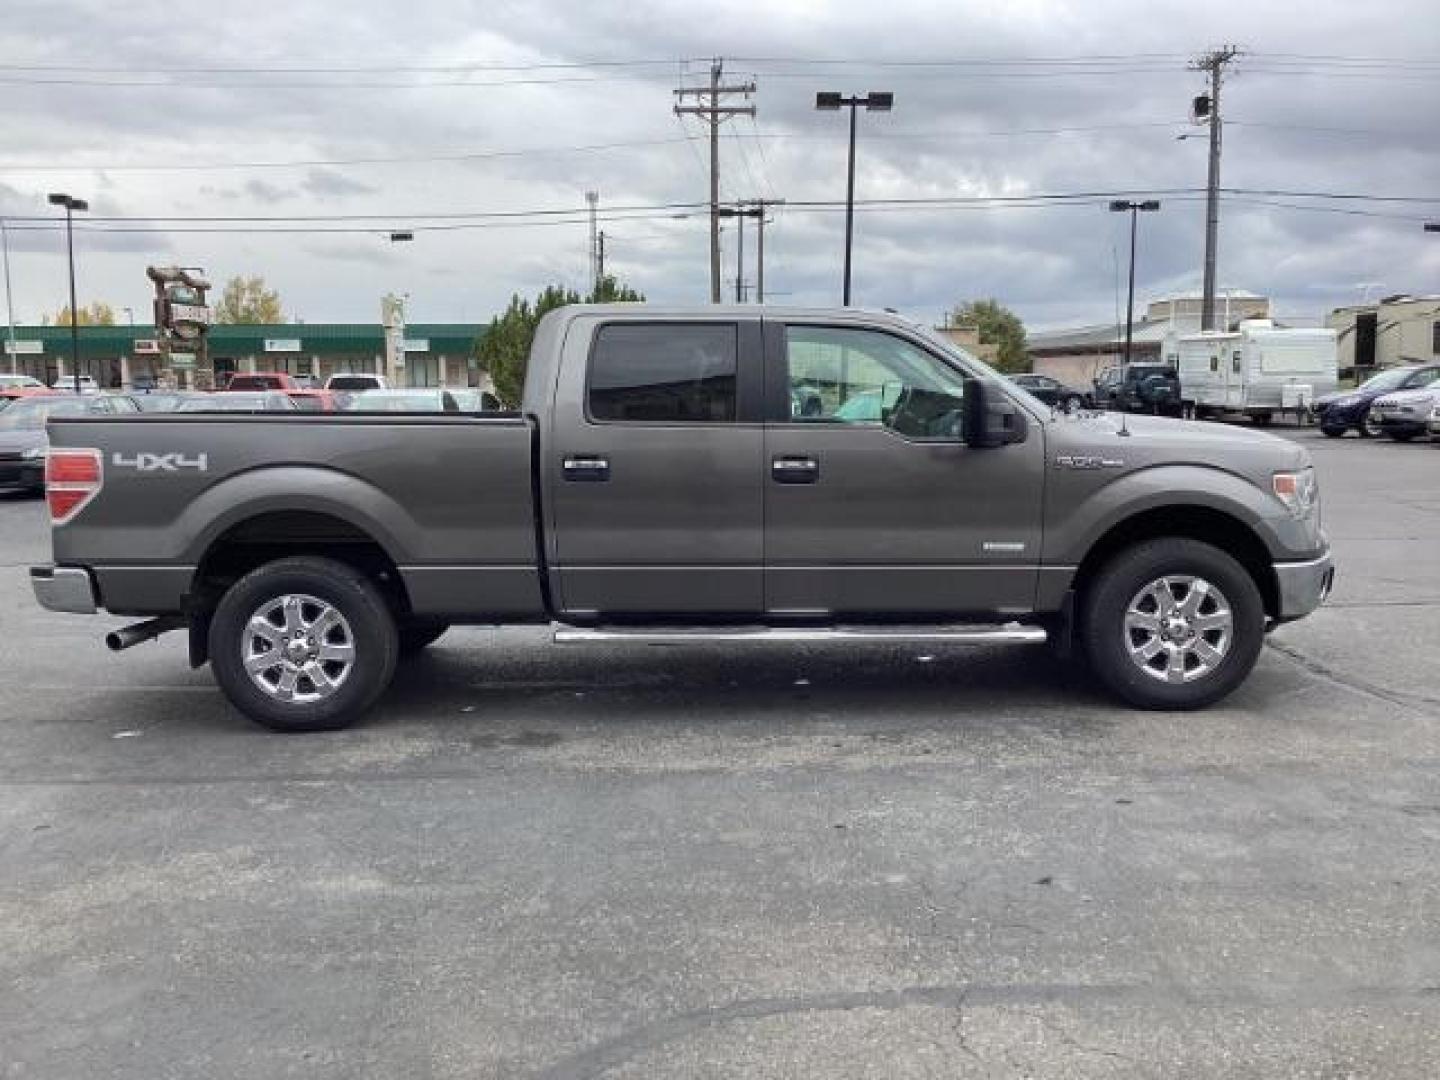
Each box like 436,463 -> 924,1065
0,0 -> 1434,331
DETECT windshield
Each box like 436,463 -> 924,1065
0,397 -> 88,430
1359,368 -> 1420,392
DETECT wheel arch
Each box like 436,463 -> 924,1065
1071,504 -> 1279,619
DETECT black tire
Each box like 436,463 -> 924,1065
1390,431 -> 1417,443
209,556 -> 398,732
1251,412 -> 1273,427
398,620 -> 450,655
1081,538 -> 1265,710
1359,413 -> 1382,438
1319,423 -> 1346,438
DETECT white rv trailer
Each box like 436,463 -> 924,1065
1165,320 -> 1338,422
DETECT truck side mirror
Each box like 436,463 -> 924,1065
964,380 -> 1028,448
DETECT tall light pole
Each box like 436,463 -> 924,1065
48,193 -> 88,392
1109,200 -> 1161,367
815,91 -> 893,306
1,219 -> 16,375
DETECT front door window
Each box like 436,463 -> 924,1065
785,325 -> 967,440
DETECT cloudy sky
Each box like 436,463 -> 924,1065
1,0 -> 1437,334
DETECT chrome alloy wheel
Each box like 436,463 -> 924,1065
1123,575 -> 1234,684
242,593 -> 356,703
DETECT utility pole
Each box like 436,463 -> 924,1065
1189,46 -> 1240,331
596,230 -> 606,290
674,60 -> 755,303
585,191 -> 599,294
738,198 -> 785,303
718,203 -> 765,302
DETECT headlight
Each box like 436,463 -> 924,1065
1273,467 -> 1319,518
1333,395 -> 1360,408
20,445 -> 46,461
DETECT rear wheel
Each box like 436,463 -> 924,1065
210,556 -> 398,732
1081,538 -> 1265,710
1320,423 -> 1346,438
1390,430 -> 1418,443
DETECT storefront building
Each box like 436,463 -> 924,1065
2,322 -> 489,390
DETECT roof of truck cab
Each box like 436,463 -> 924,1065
553,303 -> 925,322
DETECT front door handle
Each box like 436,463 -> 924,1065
563,455 -> 610,482
772,455 -> 819,484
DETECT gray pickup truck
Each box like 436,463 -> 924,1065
31,305 -> 1333,730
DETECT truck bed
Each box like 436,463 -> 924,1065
47,413 -> 546,619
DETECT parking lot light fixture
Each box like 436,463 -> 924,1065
48,193 -> 89,393
1109,199 -> 1162,367
815,91 -> 894,305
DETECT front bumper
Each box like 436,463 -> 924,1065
1373,415 -> 1428,437
31,565 -> 98,614
1273,551 -> 1335,621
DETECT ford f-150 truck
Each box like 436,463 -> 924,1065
31,306 -> 1334,731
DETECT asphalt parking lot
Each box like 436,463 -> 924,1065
2,428 -> 1438,1078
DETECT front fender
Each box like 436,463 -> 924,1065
1044,463 -> 1317,565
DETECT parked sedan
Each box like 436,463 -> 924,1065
173,391 -> 299,413
0,393 -> 140,494
1313,364 -> 1440,437
341,389 -> 460,413
0,374 -> 46,391
1367,374 -> 1440,441
1011,373 -> 1091,410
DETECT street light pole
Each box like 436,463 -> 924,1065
816,91 -> 893,306
1,219 -> 16,375
48,193 -> 88,392
1109,200 -> 1161,367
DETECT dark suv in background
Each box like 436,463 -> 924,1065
1093,362 -> 1183,417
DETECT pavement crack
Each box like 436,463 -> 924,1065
1265,639 -> 1440,711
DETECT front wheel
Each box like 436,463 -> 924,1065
1320,423 -> 1346,438
1360,413 -> 1383,438
209,556 -> 399,732
1081,538 -> 1265,710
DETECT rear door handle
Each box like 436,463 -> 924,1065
563,455 -> 610,482
772,455 -> 819,484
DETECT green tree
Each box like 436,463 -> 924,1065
475,277 -> 644,407
950,298 -> 1027,373
214,275 -> 285,323
46,301 -> 116,326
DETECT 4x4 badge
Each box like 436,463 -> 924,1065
1054,455 -> 1124,470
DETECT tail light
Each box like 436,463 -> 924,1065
46,448 -> 103,524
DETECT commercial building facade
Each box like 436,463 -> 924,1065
2,322 -> 489,390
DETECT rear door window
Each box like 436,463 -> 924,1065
588,323 -> 738,423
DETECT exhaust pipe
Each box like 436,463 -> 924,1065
106,616 -> 185,652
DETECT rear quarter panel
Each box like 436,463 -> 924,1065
47,414 -> 543,617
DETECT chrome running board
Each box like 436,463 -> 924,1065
553,623 -> 1046,645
